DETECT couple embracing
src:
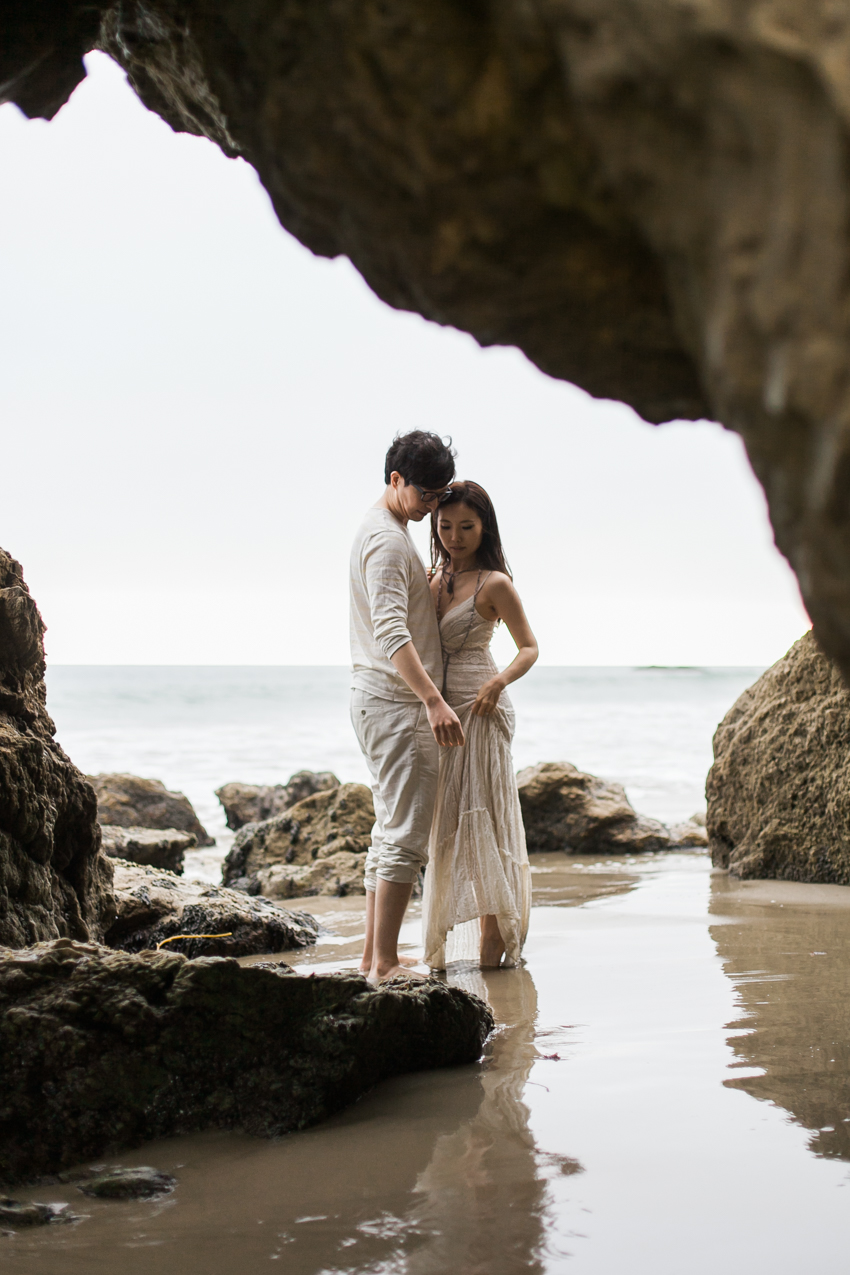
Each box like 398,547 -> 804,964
350,431 -> 538,982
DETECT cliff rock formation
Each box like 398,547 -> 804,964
106,858 -> 319,955
216,770 -> 340,831
223,782 -> 374,898
707,631 -> 850,882
3,3 -> 850,680
0,938 -> 493,1185
0,547 -> 113,947
518,761 -> 706,854
88,773 -> 214,846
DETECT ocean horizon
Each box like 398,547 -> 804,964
45,663 -> 762,882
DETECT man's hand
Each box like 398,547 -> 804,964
471,676 -> 506,717
426,696 -> 464,747
390,642 -> 465,745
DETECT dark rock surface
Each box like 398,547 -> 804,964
100,826 -> 195,874
88,773 -> 214,847
0,1198 -> 76,1228
0,938 -> 494,1185
223,783 -> 374,898
106,859 -> 319,957
216,770 -> 339,831
0,547 -> 114,948
517,761 -> 706,855
78,1166 -> 176,1199
707,632 -> 850,882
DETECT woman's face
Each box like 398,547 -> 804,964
437,502 -> 484,559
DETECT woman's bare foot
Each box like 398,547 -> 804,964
479,915 -> 505,968
397,953 -> 421,968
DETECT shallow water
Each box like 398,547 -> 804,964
7,854 -> 850,1273
45,664 -> 760,880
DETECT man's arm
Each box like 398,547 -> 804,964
363,533 -> 464,747
391,642 -> 464,747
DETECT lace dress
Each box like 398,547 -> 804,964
422,592 -> 531,969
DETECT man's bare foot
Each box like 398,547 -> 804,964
368,963 -> 429,984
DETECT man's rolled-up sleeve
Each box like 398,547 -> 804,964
363,533 -> 412,660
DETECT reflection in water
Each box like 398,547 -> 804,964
405,966 -> 580,1274
710,873 -> 850,1161
3,964 -> 581,1275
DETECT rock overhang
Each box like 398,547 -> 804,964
6,1 -> 850,677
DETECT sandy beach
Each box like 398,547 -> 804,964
6,851 -> 849,1274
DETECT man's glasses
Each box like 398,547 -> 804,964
409,481 -> 455,505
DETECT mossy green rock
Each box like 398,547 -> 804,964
0,939 -> 493,1186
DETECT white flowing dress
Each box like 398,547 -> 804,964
422,593 -> 531,969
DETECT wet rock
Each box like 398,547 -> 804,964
0,547 -> 114,948
100,826 -> 195,874
106,859 -> 319,957
216,771 -> 340,831
707,632 -> 850,882
88,774 -> 214,847
222,783 -> 373,897
517,762 -> 704,854
78,1167 -> 176,1199
0,938 -> 494,1185
667,820 -> 709,849
0,1198 -> 76,1227
247,853 -> 369,901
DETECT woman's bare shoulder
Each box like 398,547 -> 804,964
482,571 -> 517,595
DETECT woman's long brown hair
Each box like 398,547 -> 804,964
430,481 -> 512,594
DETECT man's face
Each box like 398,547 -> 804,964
391,474 -> 448,521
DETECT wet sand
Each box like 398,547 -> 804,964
5,853 -> 850,1273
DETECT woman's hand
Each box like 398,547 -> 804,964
471,676 -> 506,717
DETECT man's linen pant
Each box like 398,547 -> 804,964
350,690 -> 439,890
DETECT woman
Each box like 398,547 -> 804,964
423,481 -> 538,970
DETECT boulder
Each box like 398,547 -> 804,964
78,1167 -> 176,1199
0,547 -> 114,948
707,632 -> 850,882
106,859 -> 319,957
99,825 -> 196,874
517,761 -> 705,855
222,783 -> 374,898
667,820 -> 709,850
245,853 -> 369,901
0,1199 -> 76,1228
0,938 -> 494,1185
216,770 -> 339,831
88,773 -> 214,847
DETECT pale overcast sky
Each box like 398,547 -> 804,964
0,53 -> 808,666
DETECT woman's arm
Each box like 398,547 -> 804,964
471,577 -> 538,717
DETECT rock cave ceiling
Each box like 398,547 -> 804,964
4,1 -> 850,673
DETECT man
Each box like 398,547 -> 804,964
350,430 -> 463,982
